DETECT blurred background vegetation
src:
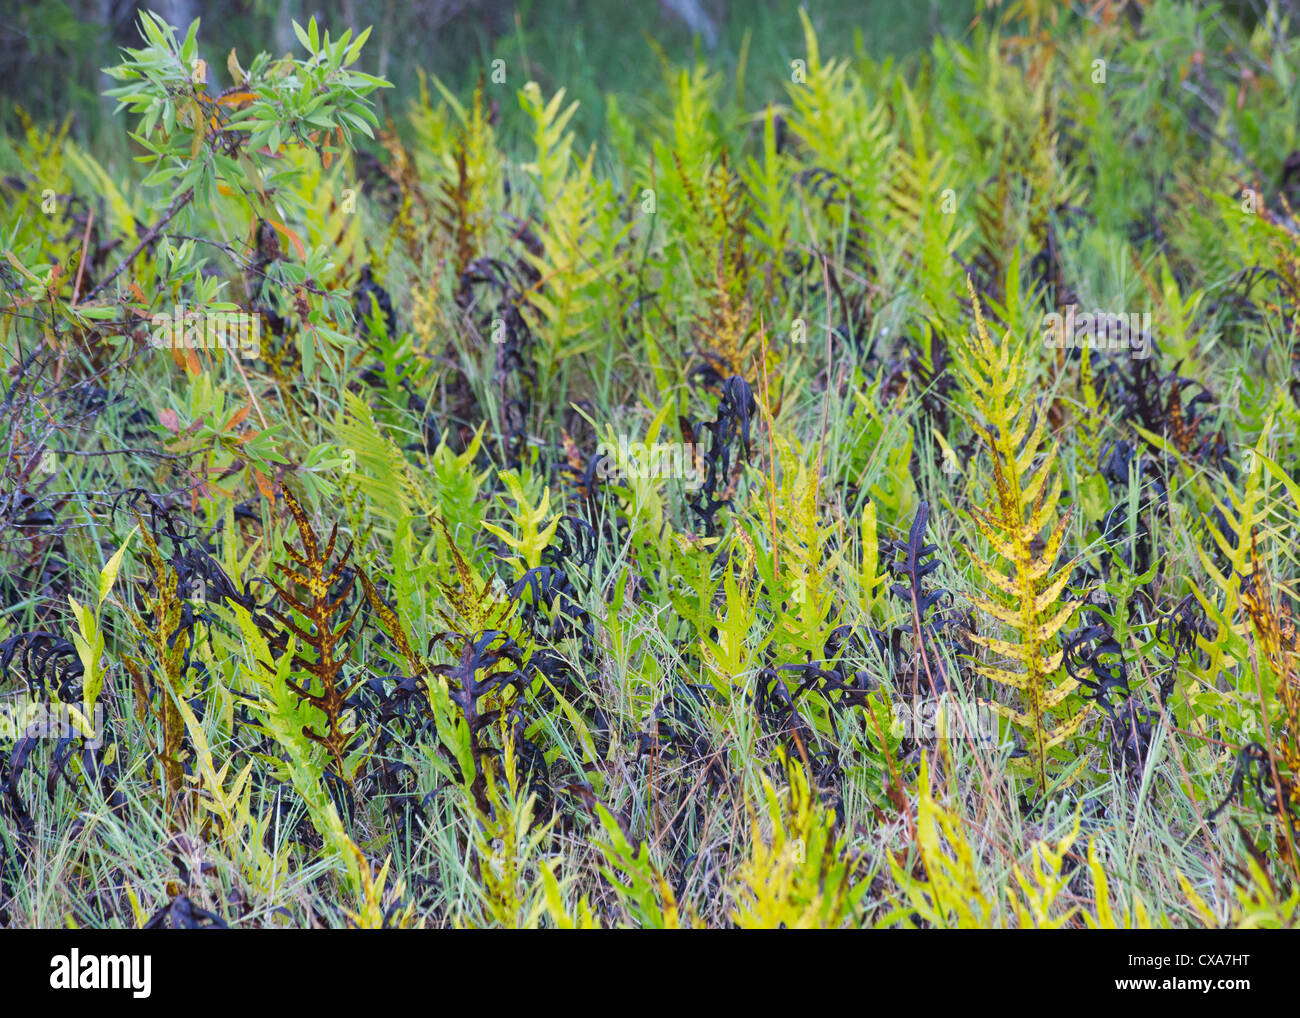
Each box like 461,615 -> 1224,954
2,0 -> 978,147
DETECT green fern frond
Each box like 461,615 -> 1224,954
336,389 -> 430,528
731,752 -> 864,928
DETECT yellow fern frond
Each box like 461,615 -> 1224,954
955,277 -> 1090,793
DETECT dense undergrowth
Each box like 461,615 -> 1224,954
2,1 -> 1300,928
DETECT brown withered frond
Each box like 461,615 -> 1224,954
1240,544 -> 1300,811
120,512 -> 195,824
264,485 -> 366,781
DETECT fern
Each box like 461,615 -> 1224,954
889,84 -> 970,329
955,279 -> 1089,794
684,154 -> 757,377
1240,540 -> 1300,827
227,596 -> 355,883
739,105 -> 789,264
1181,846 -> 1300,929
786,9 -> 893,252
745,430 -> 841,663
263,486 -> 367,782
591,803 -> 683,929
336,389 -> 431,529
1007,813 -> 1081,928
1189,425 -> 1274,689
463,726 -> 554,929
428,77 -> 502,282
481,468 -> 561,577
540,862 -> 599,929
884,754 -> 993,928
343,846 -> 419,929
1084,839 -> 1157,929
518,82 -> 626,380
887,756 -> 1082,928
730,752 -> 864,928
696,531 -> 767,697
119,514 -> 200,821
